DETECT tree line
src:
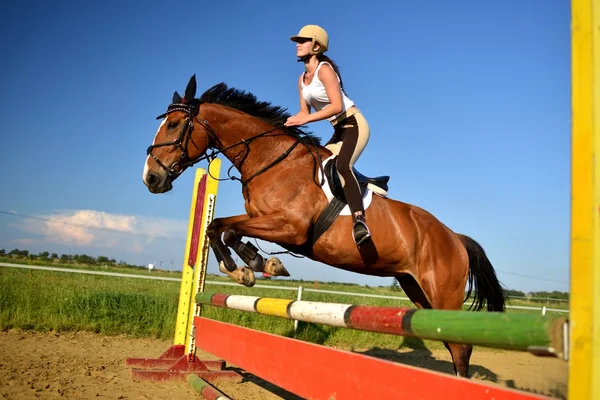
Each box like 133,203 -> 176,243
0,248 -> 144,269
504,288 -> 569,301
392,278 -> 568,301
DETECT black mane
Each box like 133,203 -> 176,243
198,83 -> 321,145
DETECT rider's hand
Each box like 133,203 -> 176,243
285,114 -> 309,127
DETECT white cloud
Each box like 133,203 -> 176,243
2,209 -> 401,288
9,209 -> 187,254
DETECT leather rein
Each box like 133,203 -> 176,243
147,102 -> 324,187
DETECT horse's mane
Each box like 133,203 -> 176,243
198,83 -> 322,146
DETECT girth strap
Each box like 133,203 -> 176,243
311,197 -> 347,245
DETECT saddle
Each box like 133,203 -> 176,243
311,157 -> 390,244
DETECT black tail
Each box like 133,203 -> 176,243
458,234 -> 507,312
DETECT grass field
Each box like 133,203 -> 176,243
0,265 -> 568,352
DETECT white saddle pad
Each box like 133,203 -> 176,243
317,155 -> 373,216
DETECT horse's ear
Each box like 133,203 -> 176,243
183,74 -> 197,103
173,91 -> 182,104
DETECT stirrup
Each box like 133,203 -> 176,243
352,215 -> 371,245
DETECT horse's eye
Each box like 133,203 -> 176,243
167,121 -> 179,130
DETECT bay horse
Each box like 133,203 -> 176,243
143,75 -> 506,378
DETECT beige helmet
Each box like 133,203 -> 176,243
290,25 -> 329,55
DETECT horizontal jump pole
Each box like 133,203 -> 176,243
196,292 -> 567,358
187,374 -> 231,400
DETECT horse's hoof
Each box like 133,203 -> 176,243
239,267 -> 256,287
219,262 -> 256,287
264,257 -> 290,277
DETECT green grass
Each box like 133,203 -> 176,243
0,267 -> 179,338
0,266 -> 566,352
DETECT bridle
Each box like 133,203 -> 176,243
146,101 -> 326,188
146,102 -> 218,183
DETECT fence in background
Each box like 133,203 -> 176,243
0,262 -> 569,314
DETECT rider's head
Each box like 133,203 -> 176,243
290,25 -> 329,59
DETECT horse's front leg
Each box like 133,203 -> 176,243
207,214 -> 257,286
223,225 -> 291,278
213,212 -> 309,287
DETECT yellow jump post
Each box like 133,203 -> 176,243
569,0 -> 600,398
174,159 -> 221,354
125,160 -> 238,382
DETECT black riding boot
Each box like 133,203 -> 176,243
352,213 -> 371,245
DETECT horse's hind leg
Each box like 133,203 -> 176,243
396,274 -> 472,378
444,342 -> 472,378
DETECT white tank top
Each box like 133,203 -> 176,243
301,61 -> 355,121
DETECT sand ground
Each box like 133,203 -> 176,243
0,330 -> 567,399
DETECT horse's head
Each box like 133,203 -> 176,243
143,75 -> 213,193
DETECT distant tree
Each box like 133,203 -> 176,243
39,251 -> 50,260
60,254 -> 70,263
9,249 -> 20,255
97,256 -> 110,264
528,291 -> 569,301
50,253 -> 58,260
505,289 -> 526,297
18,249 -> 28,257
76,254 -> 95,265
390,278 -> 401,292
0,249 -> 5,256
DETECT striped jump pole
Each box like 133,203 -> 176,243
196,292 -> 567,358
188,374 -> 231,400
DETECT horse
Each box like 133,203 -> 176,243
142,74 -> 506,378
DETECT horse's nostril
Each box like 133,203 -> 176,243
146,172 -> 159,186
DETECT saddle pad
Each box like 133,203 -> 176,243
317,155 -> 373,216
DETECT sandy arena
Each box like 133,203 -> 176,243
0,330 -> 567,399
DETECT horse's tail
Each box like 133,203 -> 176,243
458,234 -> 507,312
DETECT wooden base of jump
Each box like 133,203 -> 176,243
125,344 -> 239,382
194,317 -> 551,400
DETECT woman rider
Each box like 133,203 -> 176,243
285,24 -> 371,245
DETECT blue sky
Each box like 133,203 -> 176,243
0,1 -> 570,292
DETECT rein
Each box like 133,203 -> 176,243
148,103 -> 326,188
